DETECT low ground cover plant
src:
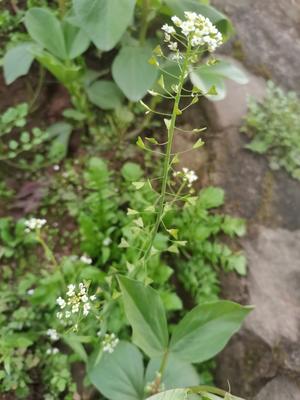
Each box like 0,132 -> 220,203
0,2 -> 252,400
242,81 -> 300,180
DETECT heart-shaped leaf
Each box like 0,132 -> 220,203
170,301 -> 252,363
72,0 -> 136,51
118,276 -> 169,357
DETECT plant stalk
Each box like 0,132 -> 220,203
142,45 -> 191,268
139,0 -> 150,45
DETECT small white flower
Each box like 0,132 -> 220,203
79,282 -> 87,295
72,304 -> 80,314
102,333 -> 119,354
66,284 -> 76,297
90,295 -> 97,301
52,347 -> 59,354
27,289 -> 34,296
168,42 -> 178,51
103,237 -> 112,246
81,294 -> 89,303
56,297 -> 66,309
164,33 -> 171,42
56,312 -> 63,319
65,311 -> 71,319
24,218 -> 47,231
47,329 -> 59,341
83,302 -> 91,316
53,165 -> 60,171
80,255 -> 92,265
171,16 -> 182,27
162,24 -> 175,34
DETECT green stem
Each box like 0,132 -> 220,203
58,0 -> 67,17
37,233 -> 59,269
139,0 -> 150,45
141,45 -> 191,269
158,349 -> 169,377
29,65 -> 45,112
189,385 -> 229,397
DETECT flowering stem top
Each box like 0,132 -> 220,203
138,13 -> 222,273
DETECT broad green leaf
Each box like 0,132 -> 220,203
62,20 -> 90,59
147,389 -> 191,400
118,276 -> 169,357
163,1 -> 234,40
31,48 -> 82,85
112,44 -> 158,101
121,162 -> 144,181
190,61 -> 248,101
86,80 -> 124,110
169,301 -> 252,363
146,354 -> 200,390
89,341 -> 145,400
72,0 -> 136,51
198,187 -> 224,209
3,43 -> 35,84
25,8 -> 67,60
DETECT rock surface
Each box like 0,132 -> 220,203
212,0 -> 300,92
181,56 -> 300,398
254,376 -> 300,400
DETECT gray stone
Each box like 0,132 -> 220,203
254,376 -> 300,400
216,227 -> 300,398
211,0 -> 300,92
202,58 -> 266,131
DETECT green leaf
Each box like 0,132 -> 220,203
3,43 -> 35,84
118,276 -> 169,357
47,122 -> 72,162
112,44 -> 158,101
72,0 -> 136,51
146,353 -> 199,390
84,157 -> 109,189
169,301 -> 252,363
160,291 -> 182,311
62,334 -> 88,362
62,20 -> 90,59
193,138 -> 204,149
25,8 -> 67,60
198,187 -> 224,209
190,60 -> 248,101
31,48 -> 82,85
221,217 -> 246,237
147,389 -> 190,400
86,80 -> 124,110
89,341 -> 145,400
121,162 -> 143,181
227,254 -> 247,276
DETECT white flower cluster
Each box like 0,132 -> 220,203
102,333 -> 119,354
24,218 -> 47,232
56,283 -> 97,321
46,328 -> 59,341
46,347 -> 59,355
173,167 -> 198,187
80,254 -> 92,264
162,11 -> 222,53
